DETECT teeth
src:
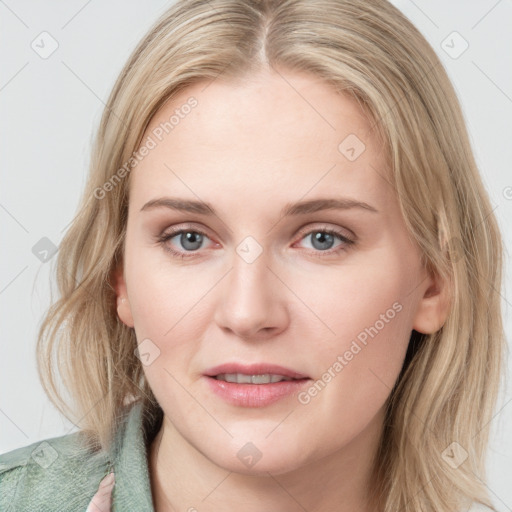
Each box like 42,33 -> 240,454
215,373 -> 293,384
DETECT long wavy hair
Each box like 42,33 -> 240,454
37,0 -> 505,510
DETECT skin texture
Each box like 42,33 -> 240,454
114,68 -> 450,511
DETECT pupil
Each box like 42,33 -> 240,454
181,231 -> 203,250
312,232 -> 334,250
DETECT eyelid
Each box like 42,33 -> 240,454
294,223 -> 355,243
157,223 -> 218,247
157,222 -> 355,258
159,222 -> 354,242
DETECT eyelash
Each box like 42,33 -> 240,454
156,224 -> 355,260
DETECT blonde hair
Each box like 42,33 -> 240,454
37,0 -> 505,510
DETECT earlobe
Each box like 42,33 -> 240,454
117,297 -> 134,328
112,265 -> 134,328
412,270 -> 452,334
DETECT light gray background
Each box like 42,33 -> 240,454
1,0 -> 511,508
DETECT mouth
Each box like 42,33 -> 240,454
203,363 -> 311,407
213,373 -> 297,384
204,362 -> 309,380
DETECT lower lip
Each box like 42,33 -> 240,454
204,376 -> 311,407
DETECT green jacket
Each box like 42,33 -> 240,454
0,401 -> 155,511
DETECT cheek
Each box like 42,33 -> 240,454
297,256 -> 412,337
126,261 -> 205,416
292,288 -> 414,452
296,252 -> 418,393
122,251 -> 199,385
126,248 -> 205,336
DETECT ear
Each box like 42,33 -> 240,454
112,264 -> 134,328
412,268 -> 452,334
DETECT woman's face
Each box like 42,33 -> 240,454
116,68 -> 444,475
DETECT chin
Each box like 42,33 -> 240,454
202,437 -> 315,477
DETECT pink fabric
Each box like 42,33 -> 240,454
85,472 -> 115,512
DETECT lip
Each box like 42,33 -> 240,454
203,362 -> 311,407
203,363 -> 309,380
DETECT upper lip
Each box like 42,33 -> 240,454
204,363 -> 310,380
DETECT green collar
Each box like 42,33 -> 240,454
108,400 -> 156,511
0,400 -> 158,511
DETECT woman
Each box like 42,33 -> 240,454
0,0 -> 504,510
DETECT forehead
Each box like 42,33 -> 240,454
129,69 -> 391,211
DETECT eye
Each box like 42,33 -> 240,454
156,224 -> 355,260
157,226 -> 215,259
295,227 -> 354,256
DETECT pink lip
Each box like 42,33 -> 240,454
203,363 -> 309,380
203,362 -> 311,407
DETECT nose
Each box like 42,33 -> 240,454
213,247 -> 289,342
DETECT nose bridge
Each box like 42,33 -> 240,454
214,236 -> 286,338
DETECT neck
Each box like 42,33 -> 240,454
148,408 -> 385,512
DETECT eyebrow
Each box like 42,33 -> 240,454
140,197 -> 378,216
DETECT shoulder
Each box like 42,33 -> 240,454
0,430 -> 111,512
0,400 -> 157,512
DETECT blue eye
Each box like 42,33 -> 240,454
173,231 -> 205,251
157,226 -> 354,260
157,228 -> 211,258
305,231 -> 338,251
296,228 -> 354,256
